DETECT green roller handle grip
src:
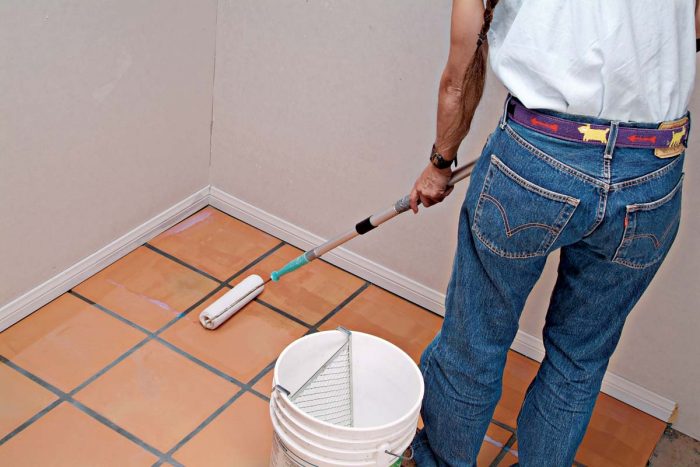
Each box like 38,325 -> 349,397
270,254 -> 310,282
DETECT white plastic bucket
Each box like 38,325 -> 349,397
269,330 -> 424,467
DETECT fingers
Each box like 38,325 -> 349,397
410,163 -> 454,213
419,193 -> 432,208
420,189 -> 451,208
409,188 -> 419,214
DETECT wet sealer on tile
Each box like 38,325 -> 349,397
199,161 -> 476,330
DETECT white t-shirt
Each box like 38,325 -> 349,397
487,0 -> 696,122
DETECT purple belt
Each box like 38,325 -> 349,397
507,99 -> 689,150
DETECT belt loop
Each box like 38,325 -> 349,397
604,120 -> 620,160
499,94 -> 512,130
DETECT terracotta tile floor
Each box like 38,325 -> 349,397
0,206 -> 669,466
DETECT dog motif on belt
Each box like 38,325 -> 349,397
669,127 -> 686,147
577,124 -> 609,144
655,117 -> 688,159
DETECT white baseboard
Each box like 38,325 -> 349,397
601,371 -> 677,422
210,186 -> 678,423
209,187 -> 446,314
511,329 -> 546,361
0,187 -> 210,332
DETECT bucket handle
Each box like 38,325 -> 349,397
384,445 -> 414,462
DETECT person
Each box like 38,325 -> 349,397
408,0 -> 697,465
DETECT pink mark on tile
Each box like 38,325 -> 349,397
105,280 -> 174,312
163,210 -> 212,236
144,297 -> 173,312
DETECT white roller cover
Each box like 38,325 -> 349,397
199,274 -> 265,330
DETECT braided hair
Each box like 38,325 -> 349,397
446,0 -> 500,151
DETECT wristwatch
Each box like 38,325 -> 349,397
430,144 -> 456,169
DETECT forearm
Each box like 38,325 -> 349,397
434,0 -> 486,160
434,72 -> 471,160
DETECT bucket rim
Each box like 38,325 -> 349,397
273,330 -> 424,433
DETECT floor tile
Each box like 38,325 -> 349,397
150,207 -> 281,281
575,393 -> 666,466
478,423 -> 513,466
160,289 -> 308,383
173,392 -> 273,466
0,402 -> 157,466
74,340 -> 238,452
252,368 -> 274,396
318,285 -> 442,363
0,364 -> 57,439
237,244 -> 365,325
492,351 -> 539,428
0,294 -> 145,392
74,246 -> 219,331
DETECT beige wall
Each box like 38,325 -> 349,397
211,1 -> 700,438
0,1 -> 217,304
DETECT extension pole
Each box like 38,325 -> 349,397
270,160 -> 477,281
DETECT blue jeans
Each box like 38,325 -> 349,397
412,107 -> 686,466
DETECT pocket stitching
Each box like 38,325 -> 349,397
626,213 -> 681,249
490,154 -> 580,206
612,176 -> 684,268
473,229 -> 545,259
481,193 -> 560,236
471,157 -> 580,259
612,157 -> 682,191
627,175 -> 685,212
612,257 -> 657,270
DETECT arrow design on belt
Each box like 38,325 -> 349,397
627,135 -> 657,144
530,117 -> 559,133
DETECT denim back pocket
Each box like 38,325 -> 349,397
613,175 -> 684,269
472,155 -> 580,259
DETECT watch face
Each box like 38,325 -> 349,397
430,145 -> 452,168
431,151 -> 449,169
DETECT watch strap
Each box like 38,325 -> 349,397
430,144 -> 456,169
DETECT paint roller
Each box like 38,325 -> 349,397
199,160 -> 477,330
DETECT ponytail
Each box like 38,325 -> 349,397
446,0 -> 499,152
